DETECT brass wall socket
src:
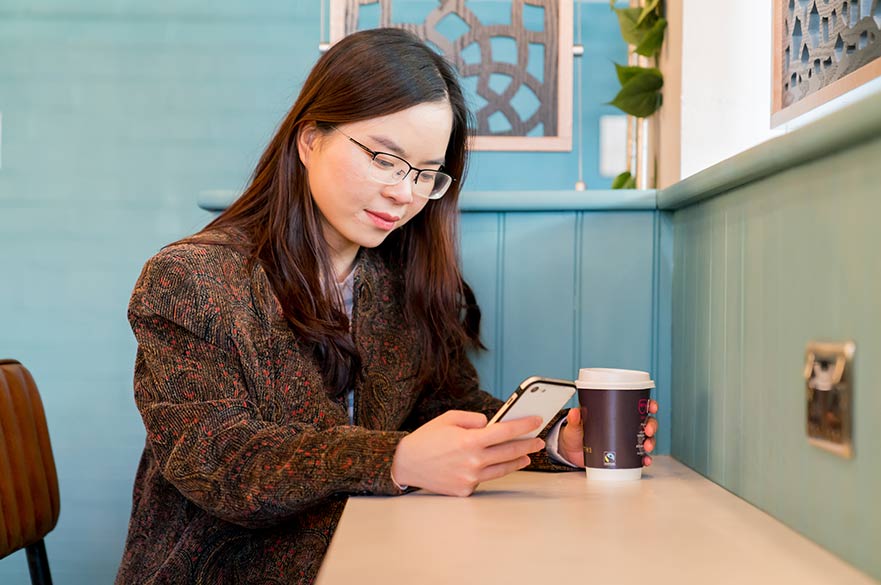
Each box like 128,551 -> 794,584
804,341 -> 855,458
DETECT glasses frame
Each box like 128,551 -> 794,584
331,126 -> 454,200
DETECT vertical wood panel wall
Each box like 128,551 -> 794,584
460,210 -> 670,452
670,137 -> 881,581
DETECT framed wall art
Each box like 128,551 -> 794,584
773,0 -> 881,126
330,0 -> 573,151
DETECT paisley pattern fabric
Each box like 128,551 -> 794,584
115,230 -> 574,584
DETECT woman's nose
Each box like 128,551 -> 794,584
382,172 -> 416,204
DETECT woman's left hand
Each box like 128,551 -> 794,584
557,400 -> 659,467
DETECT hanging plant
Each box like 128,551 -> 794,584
609,0 -> 666,189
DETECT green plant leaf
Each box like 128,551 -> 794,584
614,7 -> 646,46
635,12 -> 658,33
613,63 -> 641,85
612,171 -> 637,189
609,69 -> 664,117
635,17 -> 667,57
614,63 -> 662,85
637,0 -> 661,26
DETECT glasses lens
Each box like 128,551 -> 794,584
368,152 -> 452,200
369,153 -> 408,185
413,171 -> 452,200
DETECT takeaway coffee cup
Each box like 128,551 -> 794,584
576,368 -> 654,481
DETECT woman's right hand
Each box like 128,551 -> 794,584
390,410 -> 545,496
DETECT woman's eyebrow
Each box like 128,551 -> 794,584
368,134 -> 445,166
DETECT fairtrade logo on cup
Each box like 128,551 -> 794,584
576,368 -> 655,481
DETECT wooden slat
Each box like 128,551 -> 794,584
460,212 -> 503,395
500,212 -> 577,391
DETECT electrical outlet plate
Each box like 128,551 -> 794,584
804,341 -> 855,458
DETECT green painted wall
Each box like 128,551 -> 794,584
670,135 -> 881,580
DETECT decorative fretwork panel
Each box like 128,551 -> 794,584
774,0 -> 881,125
330,0 -> 572,151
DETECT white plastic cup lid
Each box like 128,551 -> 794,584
576,368 -> 655,390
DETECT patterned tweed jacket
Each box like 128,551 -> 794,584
115,233 -> 573,584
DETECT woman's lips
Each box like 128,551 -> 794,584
365,210 -> 400,231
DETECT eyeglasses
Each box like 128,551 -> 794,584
332,126 -> 454,200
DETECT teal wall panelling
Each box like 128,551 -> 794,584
460,209 -> 672,450
653,210 -> 674,456
459,212 -> 503,393
578,212 -> 654,372
500,212 -> 578,392
668,134 -> 881,581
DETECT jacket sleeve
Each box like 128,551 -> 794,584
402,339 -> 576,473
129,249 -> 407,530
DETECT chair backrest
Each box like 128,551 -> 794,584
0,360 -> 60,560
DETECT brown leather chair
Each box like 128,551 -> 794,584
0,359 -> 60,585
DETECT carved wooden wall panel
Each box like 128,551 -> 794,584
773,0 -> 881,125
330,0 -> 572,151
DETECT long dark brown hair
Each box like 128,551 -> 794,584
201,28 -> 481,399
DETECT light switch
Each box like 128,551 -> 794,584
599,115 -> 627,178
804,341 -> 855,458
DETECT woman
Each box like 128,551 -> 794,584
116,28 -> 658,584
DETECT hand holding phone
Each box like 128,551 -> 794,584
488,377 -> 576,439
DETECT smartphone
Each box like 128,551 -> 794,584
487,376 -> 576,439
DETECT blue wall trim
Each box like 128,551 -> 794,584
197,189 -> 659,213
459,189 -> 657,211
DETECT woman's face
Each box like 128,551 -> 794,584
298,101 -> 454,272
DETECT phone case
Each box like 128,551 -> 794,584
487,376 -> 576,439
